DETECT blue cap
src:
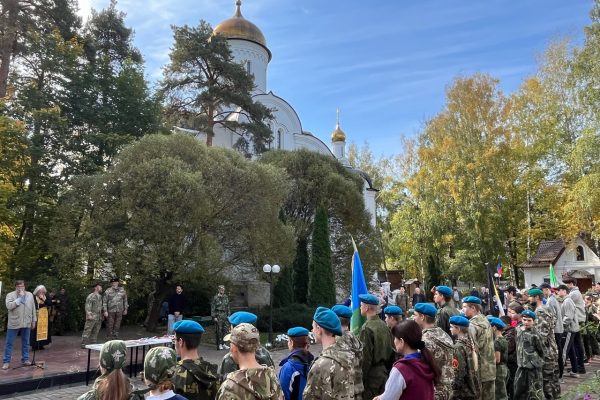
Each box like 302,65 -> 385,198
173,320 -> 205,334
436,286 -> 452,297
228,311 -> 258,327
522,309 -> 536,320
331,304 -> 353,319
287,327 -> 310,337
313,307 -> 342,336
462,296 -> 482,305
449,315 -> 470,327
359,293 -> 380,305
487,317 -> 506,330
414,303 -> 437,317
384,305 -> 403,316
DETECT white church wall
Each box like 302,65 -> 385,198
228,39 -> 269,93
364,186 -> 377,227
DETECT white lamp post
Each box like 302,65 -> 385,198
263,264 -> 280,344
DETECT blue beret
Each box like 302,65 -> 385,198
331,304 -> 353,319
462,296 -> 482,305
384,305 -> 403,316
522,309 -> 536,320
436,286 -> 452,297
414,303 -> 437,317
487,317 -> 506,330
359,293 -> 380,305
449,315 -> 470,327
173,320 -> 205,334
228,311 -> 258,326
313,307 -> 342,336
287,327 -> 310,337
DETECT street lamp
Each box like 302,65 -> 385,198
263,263 -> 280,345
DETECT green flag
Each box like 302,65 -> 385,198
549,264 -> 558,287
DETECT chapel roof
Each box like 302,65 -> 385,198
520,239 -> 565,268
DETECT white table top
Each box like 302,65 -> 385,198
85,337 -> 174,351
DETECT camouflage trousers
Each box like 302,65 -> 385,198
81,319 -> 101,345
480,380 -> 495,400
495,364 -> 508,400
506,363 -> 517,400
583,331 -> 600,360
363,365 -> 388,400
215,314 -> 228,345
542,358 -> 560,400
514,367 -> 543,400
106,312 -> 123,339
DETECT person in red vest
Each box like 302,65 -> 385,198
373,319 -> 440,400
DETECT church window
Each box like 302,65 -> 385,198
246,60 -> 251,75
576,245 -> 585,261
277,129 -> 283,149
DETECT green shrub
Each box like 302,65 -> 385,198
252,304 -> 314,333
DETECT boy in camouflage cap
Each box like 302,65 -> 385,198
514,310 -> 544,400
216,323 -> 282,400
143,346 -> 187,400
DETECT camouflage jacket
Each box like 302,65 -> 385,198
303,340 -> 355,400
494,335 -> 508,365
359,315 -> 394,381
423,326 -> 455,400
516,327 -> 544,369
211,294 -> 230,316
219,347 -> 275,381
85,292 -> 103,321
102,287 -> 128,313
395,293 -> 409,313
337,330 -> 364,400
435,303 -> 460,336
468,313 -> 496,382
534,305 -> 557,361
173,358 -> 219,400
452,336 -> 481,400
216,366 -> 283,400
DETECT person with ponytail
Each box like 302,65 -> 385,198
143,346 -> 188,400
373,320 -> 440,400
78,340 -> 133,400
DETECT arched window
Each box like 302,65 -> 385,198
277,129 -> 283,149
246,60 -> 252,75
576,245 -> 585,261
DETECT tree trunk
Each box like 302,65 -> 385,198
0,0 -> 19,98
145,274 -> 172,332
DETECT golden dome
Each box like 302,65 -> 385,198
331,109 -> 346,142
214,1 -> 271,61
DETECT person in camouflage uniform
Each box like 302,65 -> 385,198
77,340 -> 140,400
332,304 -> 364,400
81,283 -> 103,348
142,346 -> 186,399
528,288 -> 560,400
505,303 -> 524,399
358,294 -> 394,400
414,303 -> 455,400
217,323 -> 283,400
211,285 -> 230,350
395,286 -> 409,315
173,320 -> 219,400
488,317 -> 508,400
218,312 -> 274,382
434,286 -> 460,336
514,310 -> 544,400
449,316 -> 481,400
102,278 -> 128,339
462,296 -> 495,399
383,305 -> 402,331
304,307 -> 355,400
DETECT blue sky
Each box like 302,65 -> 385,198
79,0 -> 593,156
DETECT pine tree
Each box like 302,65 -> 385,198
273,265 -> 293,308
292,238 -> 309,303
307,206 -> 336,306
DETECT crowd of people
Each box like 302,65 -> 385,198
4,277 -> 600,399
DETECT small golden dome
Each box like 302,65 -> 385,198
331,108 -> 346,142
214,1 -> 271,61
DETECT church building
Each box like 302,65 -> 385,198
177,0 -> 377,226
